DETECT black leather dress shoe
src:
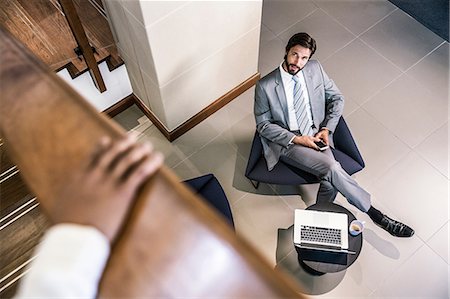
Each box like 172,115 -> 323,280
375,215 -> 415,237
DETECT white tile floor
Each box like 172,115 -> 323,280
111,1 -> 449,297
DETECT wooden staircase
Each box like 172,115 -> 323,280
0,0 -> 123,79
0,141 -> 50,297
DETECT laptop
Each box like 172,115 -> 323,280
293,209 -> 355,255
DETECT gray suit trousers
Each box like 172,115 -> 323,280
280,145 -> 371,212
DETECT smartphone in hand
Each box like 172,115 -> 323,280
314,140 -> 329,151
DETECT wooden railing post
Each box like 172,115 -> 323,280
0,27 -> 305,298
59,0 -> 107,92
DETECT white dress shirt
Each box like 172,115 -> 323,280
15,224 -> 110,299
279,63 -> 313,131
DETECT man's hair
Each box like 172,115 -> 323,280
285,32 -> 317,57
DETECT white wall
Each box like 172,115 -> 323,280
104,0 -> 262,131
57,61 -> 132,112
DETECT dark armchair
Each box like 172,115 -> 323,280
184,174 -> 234,228
245,117 -> 365,189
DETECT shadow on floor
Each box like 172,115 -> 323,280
274,225 -> 347,295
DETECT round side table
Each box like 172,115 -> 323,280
297,202 -> 363,275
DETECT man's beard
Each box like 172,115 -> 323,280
284,57 -> 302,75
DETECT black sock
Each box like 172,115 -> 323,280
367,206 -> 383,223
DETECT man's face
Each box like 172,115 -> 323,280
283,45 -> 312,75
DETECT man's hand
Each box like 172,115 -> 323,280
51,134 -> 164,243
315,128 -> 329,145
292,135 -> 322,150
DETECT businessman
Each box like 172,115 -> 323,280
254,32 -> 414,237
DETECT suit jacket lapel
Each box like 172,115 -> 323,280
303,65 -> 319,129
274,69 -> 289,126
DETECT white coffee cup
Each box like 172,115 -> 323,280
349,220 -> 365,236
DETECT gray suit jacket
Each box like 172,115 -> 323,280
254,60 -> 344,171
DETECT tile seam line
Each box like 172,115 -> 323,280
360,36 -> 445,101
359,38 -> 445,106
260,23 -> 279,45
265,11 -> 404,105
422,220 -> 450,260
403,41 -> 447,74
318,3 -> 398,40
321,36 -> 358,64
273,7 -> 319,38
122,1 -> 190,30
120,4 -> 159,88
230,191 -> 256,209
276,248 -> 295,265
230,196 -> 244,208
369,241 -> 426,296
354,7 -> 399,39
357,69 -> 404,107
278,195 -> 301,211
229,190 -> 248,207
320,6 -> 398,63
412,120 -> 450,179
364,151 -> 446,223
414,146 -> 450,180
358,104 -> 414,152
424,241 -> 449,267
355,151 -> 410,192
357,38 -> 405,74
170,132 -> 236,170
356,9 -> 447,74
359,23 -> 445,76
357,107 -> 419,186
130,119 -> 154,133
361,80 -> 448,152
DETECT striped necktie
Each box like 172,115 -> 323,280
292,75 -> 313,136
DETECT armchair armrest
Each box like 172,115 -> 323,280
245,131 -> 264,177
333,117 -> 365,168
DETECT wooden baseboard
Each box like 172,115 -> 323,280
103,94 -> 135,117
133,97 -> 171,140
106,72 -> 260,142
168,73 -> 260,141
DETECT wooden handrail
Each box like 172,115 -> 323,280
0,27 -> 305,297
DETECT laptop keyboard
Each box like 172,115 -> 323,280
301,225 -> 342,245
